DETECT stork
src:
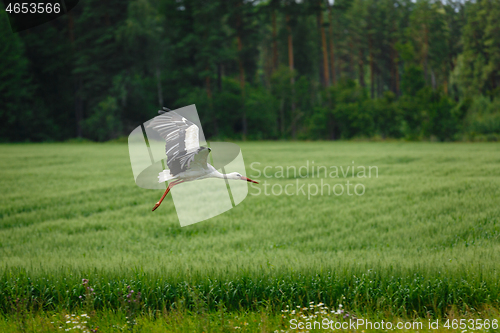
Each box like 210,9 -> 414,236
148,107 -> 259,212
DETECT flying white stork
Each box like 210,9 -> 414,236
148,107 -> 259,211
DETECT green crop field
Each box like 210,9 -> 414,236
1,142 -> 500,332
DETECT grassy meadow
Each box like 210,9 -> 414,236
1,141 -> 500,331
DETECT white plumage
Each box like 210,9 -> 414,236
184,124 -> 199,153
147,107 -> 258,211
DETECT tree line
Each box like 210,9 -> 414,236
1,0 -> 499,142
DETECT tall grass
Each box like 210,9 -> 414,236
1,142 -> 499,317
1,266 -> 499,317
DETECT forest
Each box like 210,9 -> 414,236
1,0 -> 500,142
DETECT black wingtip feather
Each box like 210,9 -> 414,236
158,107 -> 172,115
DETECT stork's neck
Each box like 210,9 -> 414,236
208,166 -> 236,180
211,169 -> 226,179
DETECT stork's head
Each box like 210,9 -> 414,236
227,172 -> 259,184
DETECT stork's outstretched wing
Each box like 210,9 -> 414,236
147,108 -> 209,176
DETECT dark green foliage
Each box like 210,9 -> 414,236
372,91 -> 402,139
1,0 -> 500,141
401,65 -> 426,97
245,86 -> 279,140
463,96 -> 500,140
0,10 -> 52,142
456,0 -> 500,97
423,90 -> 460,141
82,96 -> 123,142
333,80 -> 373,139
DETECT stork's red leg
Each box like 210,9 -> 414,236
152,180 -> 184,212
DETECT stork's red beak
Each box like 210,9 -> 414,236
241,176 -> 258,184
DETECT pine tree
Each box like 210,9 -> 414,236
73,0 -> 131,140
0,9 -> 51,141
456,0 -> 500,96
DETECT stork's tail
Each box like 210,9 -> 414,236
158,170 -> 176,183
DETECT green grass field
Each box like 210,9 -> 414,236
1,142 -> 500,331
